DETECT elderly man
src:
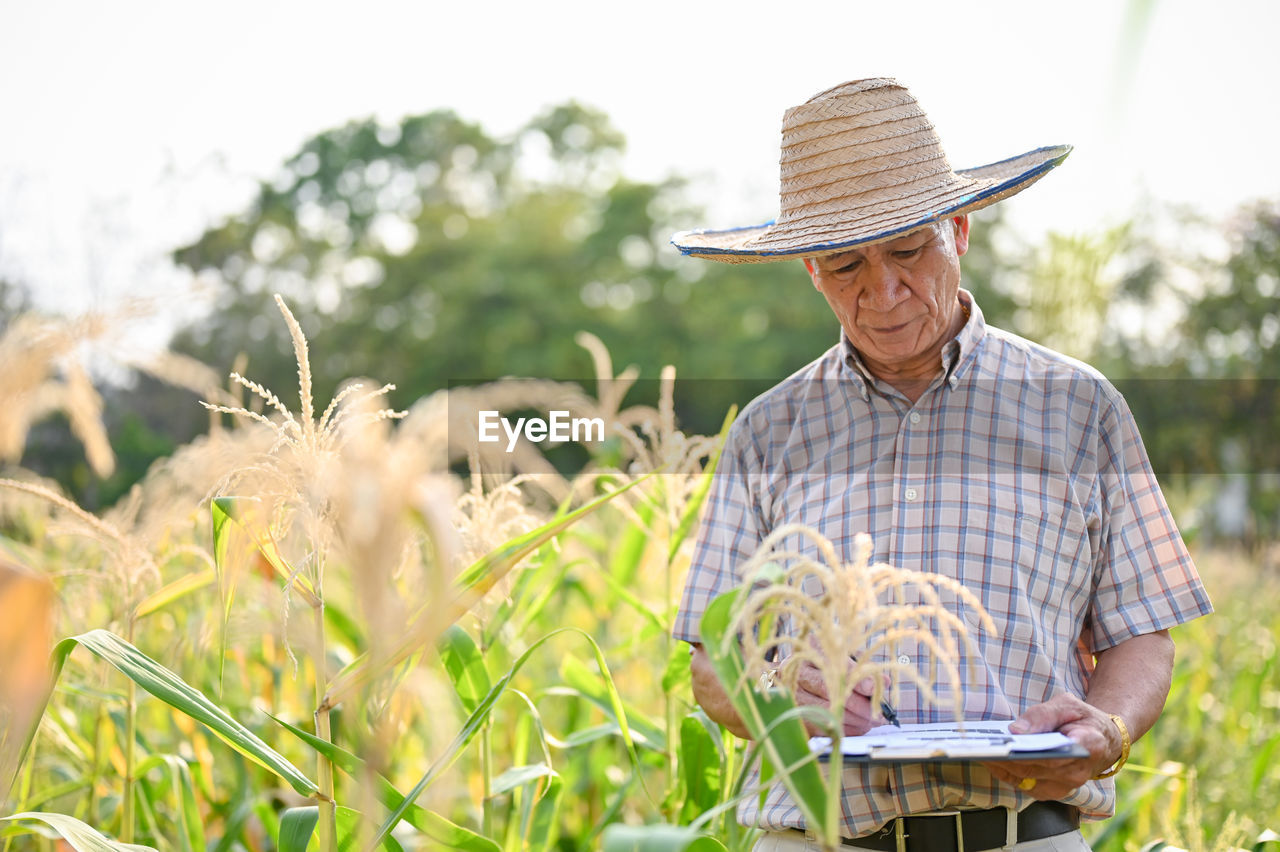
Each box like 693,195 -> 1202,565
670,78 -> 1212,852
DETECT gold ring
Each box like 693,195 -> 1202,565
1018,777 -> 1038,791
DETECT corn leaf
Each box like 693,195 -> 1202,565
48,629 -> 318,796
323,476 -> 646,711
132,568 -> 215,620
661,637 -> 692,693
527,775 -> 563,852
266,712 -> 500,852
489,763 -> 557,798
335,807 -> 405,852
608,500 -> 653,586
212,497 -> 319,605
438,625 -> 492,715
454,474 -> 648,596
678,714 -> 722,823
133,753 -> 202,852
369,627 -> 639,849
558,655 -> 665,750
278,806 -> 319,852
698,589 -> 828,832
0,812 -> 157,852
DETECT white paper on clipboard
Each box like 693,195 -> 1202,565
809,720 -> 1086,761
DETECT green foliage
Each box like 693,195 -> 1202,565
697,591 -> 831,841
167,102 -> 846,438
6,97 -> 1280,852
1,812 -> 156,852
42,629 -> 319,796
1085,552 -> 1280,852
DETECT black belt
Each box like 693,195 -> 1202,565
799,802 -> 1080,852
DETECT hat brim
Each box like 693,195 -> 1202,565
671,145 -> 1071,263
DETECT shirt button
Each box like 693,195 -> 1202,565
903,487 -> 918,502
897,654 -> 912,666
909,412 -> 921,424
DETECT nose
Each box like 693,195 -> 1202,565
858,257 -> 908,313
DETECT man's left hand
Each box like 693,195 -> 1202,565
979,694 -> 1123,800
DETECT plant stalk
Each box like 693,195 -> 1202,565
480,720 -> 494,838
825,737 -> 842,852
313,599 -> 338,852
662,483 -> 678,820
122,619 -> 137,843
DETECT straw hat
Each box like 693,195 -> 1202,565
671,78 -> 1071,263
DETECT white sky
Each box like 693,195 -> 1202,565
1,0 -> 1278,331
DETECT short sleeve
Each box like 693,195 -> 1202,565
1088,389 -> 1213,649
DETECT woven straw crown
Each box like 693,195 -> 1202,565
672,78 -> 1070,263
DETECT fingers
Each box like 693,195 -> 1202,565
986,693 -> 1129,795
793,662 -> 831,702
979,758 -> 1091,801
791,663 -> 883,736
1009,694 -> 1123,778
1008,693 -> 1092,734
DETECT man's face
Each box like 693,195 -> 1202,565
805,216 -> 970,376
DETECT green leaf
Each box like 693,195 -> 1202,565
133,753 -> 202,852
661,637 -> 692,694
489,763 -> 556,797
527,775 -> 563,852
132,567 -> 215,619
212,497 -> 319,605
609,500 -> 653,586
698,590 -> 828,832
279,806 -> 319,852
678,714 -> 722,823
555,721 -> 628,748
591,559 -> 665,633
601,824 -> 728,852
335,807 -> 404,852
0,812 -> 157,852
369,628 -> 640,849
49,629 -> 318,796
323,476 -> 646,711
558,655 -> 665,750
266,713 -> 500,852
454,474 -> 649,595
438,625 -> 492,715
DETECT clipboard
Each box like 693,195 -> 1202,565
810,720 -> 1090,763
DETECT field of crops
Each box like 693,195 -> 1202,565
1,303 -> 1277,852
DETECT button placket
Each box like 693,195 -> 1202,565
891,397 -> 931,715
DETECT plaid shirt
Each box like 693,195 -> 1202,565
672,291 -> 1213,838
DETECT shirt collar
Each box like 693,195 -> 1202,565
839,288 -> 987,397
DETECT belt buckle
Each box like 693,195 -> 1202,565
893,811 -> 965,852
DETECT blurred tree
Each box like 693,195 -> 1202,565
1098,202 -> 1280,545
169,103 -> 1012,436
1173,202 -> 1280,543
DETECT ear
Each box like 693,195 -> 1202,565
951,215 -> 971,257
803,257 -> 820,289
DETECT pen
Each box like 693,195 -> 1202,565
880,700 -> 901,727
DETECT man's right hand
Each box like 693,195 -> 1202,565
792,661 -> 885,737
689,644 -> 887,740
